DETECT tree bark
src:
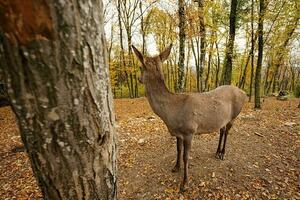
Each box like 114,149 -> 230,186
215,41 -> 221,88
140,1 -> 146,54
198,0 -> 206,92
249,0 -> 255,101
177,0 -> 186,92
184,41 -> 191,90
0,1 -> 117,199
254,0 -> 265,109
205,29 -> 214,91
117,0 -> 131,98
191,37 -> 200,91
221,0 -> 238,85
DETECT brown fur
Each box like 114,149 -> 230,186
132,44 -> 247,192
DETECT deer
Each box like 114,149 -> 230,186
132,44 -> 248,192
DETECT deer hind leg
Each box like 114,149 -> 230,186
215,127 -> 225,159
180,136 -> 192,192
219,122 -> 233,160
172,137 -> 183,173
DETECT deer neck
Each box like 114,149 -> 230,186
145,77 -> 177,123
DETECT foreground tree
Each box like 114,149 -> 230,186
0,1 -> 117,199
254,0 -> 265,108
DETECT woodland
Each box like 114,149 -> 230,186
0,0 -> 299,199
105,0 -> 300,102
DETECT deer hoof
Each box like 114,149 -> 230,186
215,152 -> 220,159
179,182 -> 188,193
220,154 -> 225,160
215,152 -> 225,160
171,166 -> 180,173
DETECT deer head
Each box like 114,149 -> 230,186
132,44 -> 172,84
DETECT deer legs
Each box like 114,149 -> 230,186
216,122 -> 233,160
180,136 -> 192,192
172,137 -> 183,172
216,127 -> 225,158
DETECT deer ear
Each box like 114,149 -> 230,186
159,44 -> 172,62
132,45 -> 144,64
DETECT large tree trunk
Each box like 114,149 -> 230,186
177,0 -> 186,92
254,0 -> 265,109
0,1 -> 117,199
221,0 -> 238,85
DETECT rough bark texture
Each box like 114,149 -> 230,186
177,0 -> 186,92
254,0 -> 264,109
0,0 -> 117,199
221,0 -> 238,85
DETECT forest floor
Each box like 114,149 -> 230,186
0,97 -> 299,200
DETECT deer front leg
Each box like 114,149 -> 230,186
219,122 -> 233,160
216,127 -> 226,159
180,136 -> 192,192
172,137 -> 183,172
215,127 -> 225,158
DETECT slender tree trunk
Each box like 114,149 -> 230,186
191,38 -> 200,91
184,41 -> 191,90
221,0 -> 238,85
264,61 -> 271,94
290,66 -> 295,92
140,1 -> 146,54
237,23 -> 250,89
215,41 -> 221,88
177,0 -> 186,92
0,1 -> 117,199
255,0 -> 265,109
249,0 -> 255,101
117,0 -> 131,98
205,30 -> 214,91
127,33 -> 136,98
279,65 -> 288,91
198,0 -> 206,92
134,72 -> 138,97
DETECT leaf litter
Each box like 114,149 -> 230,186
0,97 -> 299,199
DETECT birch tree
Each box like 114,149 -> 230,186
0,1 -> 117,199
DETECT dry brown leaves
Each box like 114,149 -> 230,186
1,97 -> 300,200
0,107 -> 42,200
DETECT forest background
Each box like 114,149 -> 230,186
103,0 -> 299,100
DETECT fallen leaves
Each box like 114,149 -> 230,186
1,97 -> 300,199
